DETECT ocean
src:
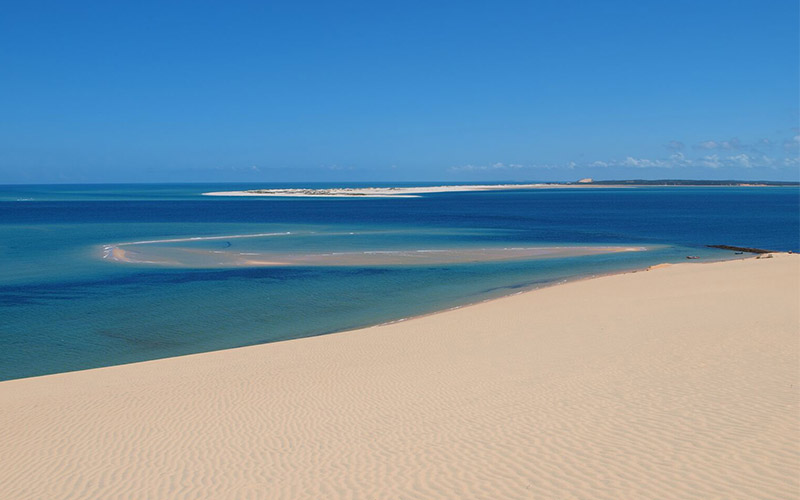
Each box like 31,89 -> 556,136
1,183 -> 797,380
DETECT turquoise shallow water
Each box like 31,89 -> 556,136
1,184 -> 797,380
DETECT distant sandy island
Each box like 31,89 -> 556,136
202,183 -> 598,197
201,182 -> 790,198
1,255 -> 797,499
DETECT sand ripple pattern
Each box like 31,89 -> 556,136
1,256 -> 798,499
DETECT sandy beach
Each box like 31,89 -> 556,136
1,255 -> 797,499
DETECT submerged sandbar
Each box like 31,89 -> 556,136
101,235 -> 646,267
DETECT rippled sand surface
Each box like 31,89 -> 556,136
1,255 -> 797,499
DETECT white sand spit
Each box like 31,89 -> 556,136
202,184 -> 572,197
1,255 -> 798,499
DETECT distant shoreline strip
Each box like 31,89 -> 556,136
201,182 -> 795,198
203,184 -> 551,198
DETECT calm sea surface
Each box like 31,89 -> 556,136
1,183 -> 797,380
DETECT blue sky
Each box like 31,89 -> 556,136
1,0 -> 798,183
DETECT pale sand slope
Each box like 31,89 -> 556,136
1,256 -> 798,500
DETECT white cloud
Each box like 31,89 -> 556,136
696,140 -> 719,150
622,157 -> 669,168
694,138 -> 741,150
665,140 -> 685,152
448,140 -> 798,175
448,164 -> 494,172
449,162 -> 526,172
720,138 -> 741,150
448,164 -> 485,172
668,152 -> 692,166
727,154 -> 752,168
783,157 -> 800,167
698,154 -> 722,168
491,162 -> 524,169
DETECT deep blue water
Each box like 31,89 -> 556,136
1,184 -> 797,380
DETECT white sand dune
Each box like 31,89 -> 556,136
1,255 -> 798,499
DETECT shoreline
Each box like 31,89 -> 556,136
372,255 -> 737,329
1,254 -> 797,499
10,251 -> 727,382
5,255 -> 752,382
